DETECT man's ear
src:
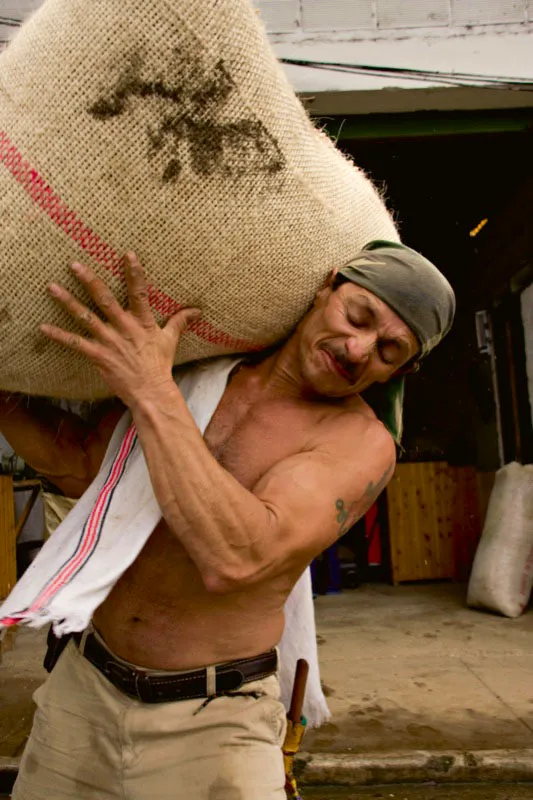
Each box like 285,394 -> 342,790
393,359 -> 421,378
314,268 -> 338,304
326,267 -> 339,288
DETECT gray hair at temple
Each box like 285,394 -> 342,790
338,240 -> 456,360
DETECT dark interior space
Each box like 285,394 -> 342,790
332,118 -> 533,470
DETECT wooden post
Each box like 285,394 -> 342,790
0,475 -> 16,600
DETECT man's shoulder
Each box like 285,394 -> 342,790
340,392 -> 380,422
315,395 -> 395,458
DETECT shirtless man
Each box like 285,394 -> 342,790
2,241 -> 454,799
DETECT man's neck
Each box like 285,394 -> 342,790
234,330 -> 317,403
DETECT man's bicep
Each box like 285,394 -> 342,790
253,424 -> 396,569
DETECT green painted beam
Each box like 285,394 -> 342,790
321,111 -> 533,140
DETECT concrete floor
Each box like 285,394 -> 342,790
305,583 -> 533,754
1,583 -> 533,759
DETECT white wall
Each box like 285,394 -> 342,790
255,0 -> 533,102
2,1 -> 533,110
256,0 -> 533,35
4,0 -> 531,33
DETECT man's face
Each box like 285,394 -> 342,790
298,278 -> 420,398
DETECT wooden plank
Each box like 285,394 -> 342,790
432,463 -> 450,577
387,463 -> 439,582
414,465 -> 424,580
13,479 -> 42,491
404,465 -> 417,581
387,464 -> 408,583
387,462 -> 481,583
403,464 -> 421,581
430,464 -> 443,575
389,464 -> 413,582
426,463 -> 442,578
438,463 -> 455,579
0,475 -> 16,600
419,462 -> 432,579
452,467 -> 483,581
386,470 -> 402,584
392,471 -> 404,584
426,463 -> 437,577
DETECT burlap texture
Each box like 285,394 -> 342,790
0,0 -> 399,399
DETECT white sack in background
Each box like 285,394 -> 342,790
467,462 -> 533,618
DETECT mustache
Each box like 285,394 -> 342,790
324,345 -> 358,382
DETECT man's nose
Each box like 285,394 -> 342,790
345,331 -> 376,363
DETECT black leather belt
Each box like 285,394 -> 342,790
72,631 -> 277,704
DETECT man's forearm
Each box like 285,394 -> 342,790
0,395 -> 121,497
130,382 -> 275,593
0,396 -> 89,483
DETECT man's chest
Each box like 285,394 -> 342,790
203,394 -> 320,489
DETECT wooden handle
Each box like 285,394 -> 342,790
288,659 -> 309,722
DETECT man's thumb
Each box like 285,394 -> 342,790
165,307 -> 202,338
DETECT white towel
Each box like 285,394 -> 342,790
0,357 -> 330,726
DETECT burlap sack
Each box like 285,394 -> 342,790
467,462 -> 533,618
0,0 -> 398,399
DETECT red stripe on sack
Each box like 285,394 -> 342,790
28,424 -> 138,612
0,130 -> 259,351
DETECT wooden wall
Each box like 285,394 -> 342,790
387,463 -> 491,584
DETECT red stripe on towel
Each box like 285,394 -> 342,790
30,425 -> 138,611
0,424 -> 137,627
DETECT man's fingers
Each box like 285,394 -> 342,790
70,262 -> 126,328
165,308 -> 202,340
123,252 -> 155,328
40,324 -> 100,358
48,283 -> 112,341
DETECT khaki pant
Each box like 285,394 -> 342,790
13,640 -> 287,799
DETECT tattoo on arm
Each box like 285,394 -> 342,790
335,462 -> 394,538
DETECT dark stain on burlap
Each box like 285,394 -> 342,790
88,52 -> 285,182
32,337 -> 50,355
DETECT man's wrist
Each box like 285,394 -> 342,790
127,378 -> 180,419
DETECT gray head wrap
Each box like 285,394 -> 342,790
338,240 -> 455,359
